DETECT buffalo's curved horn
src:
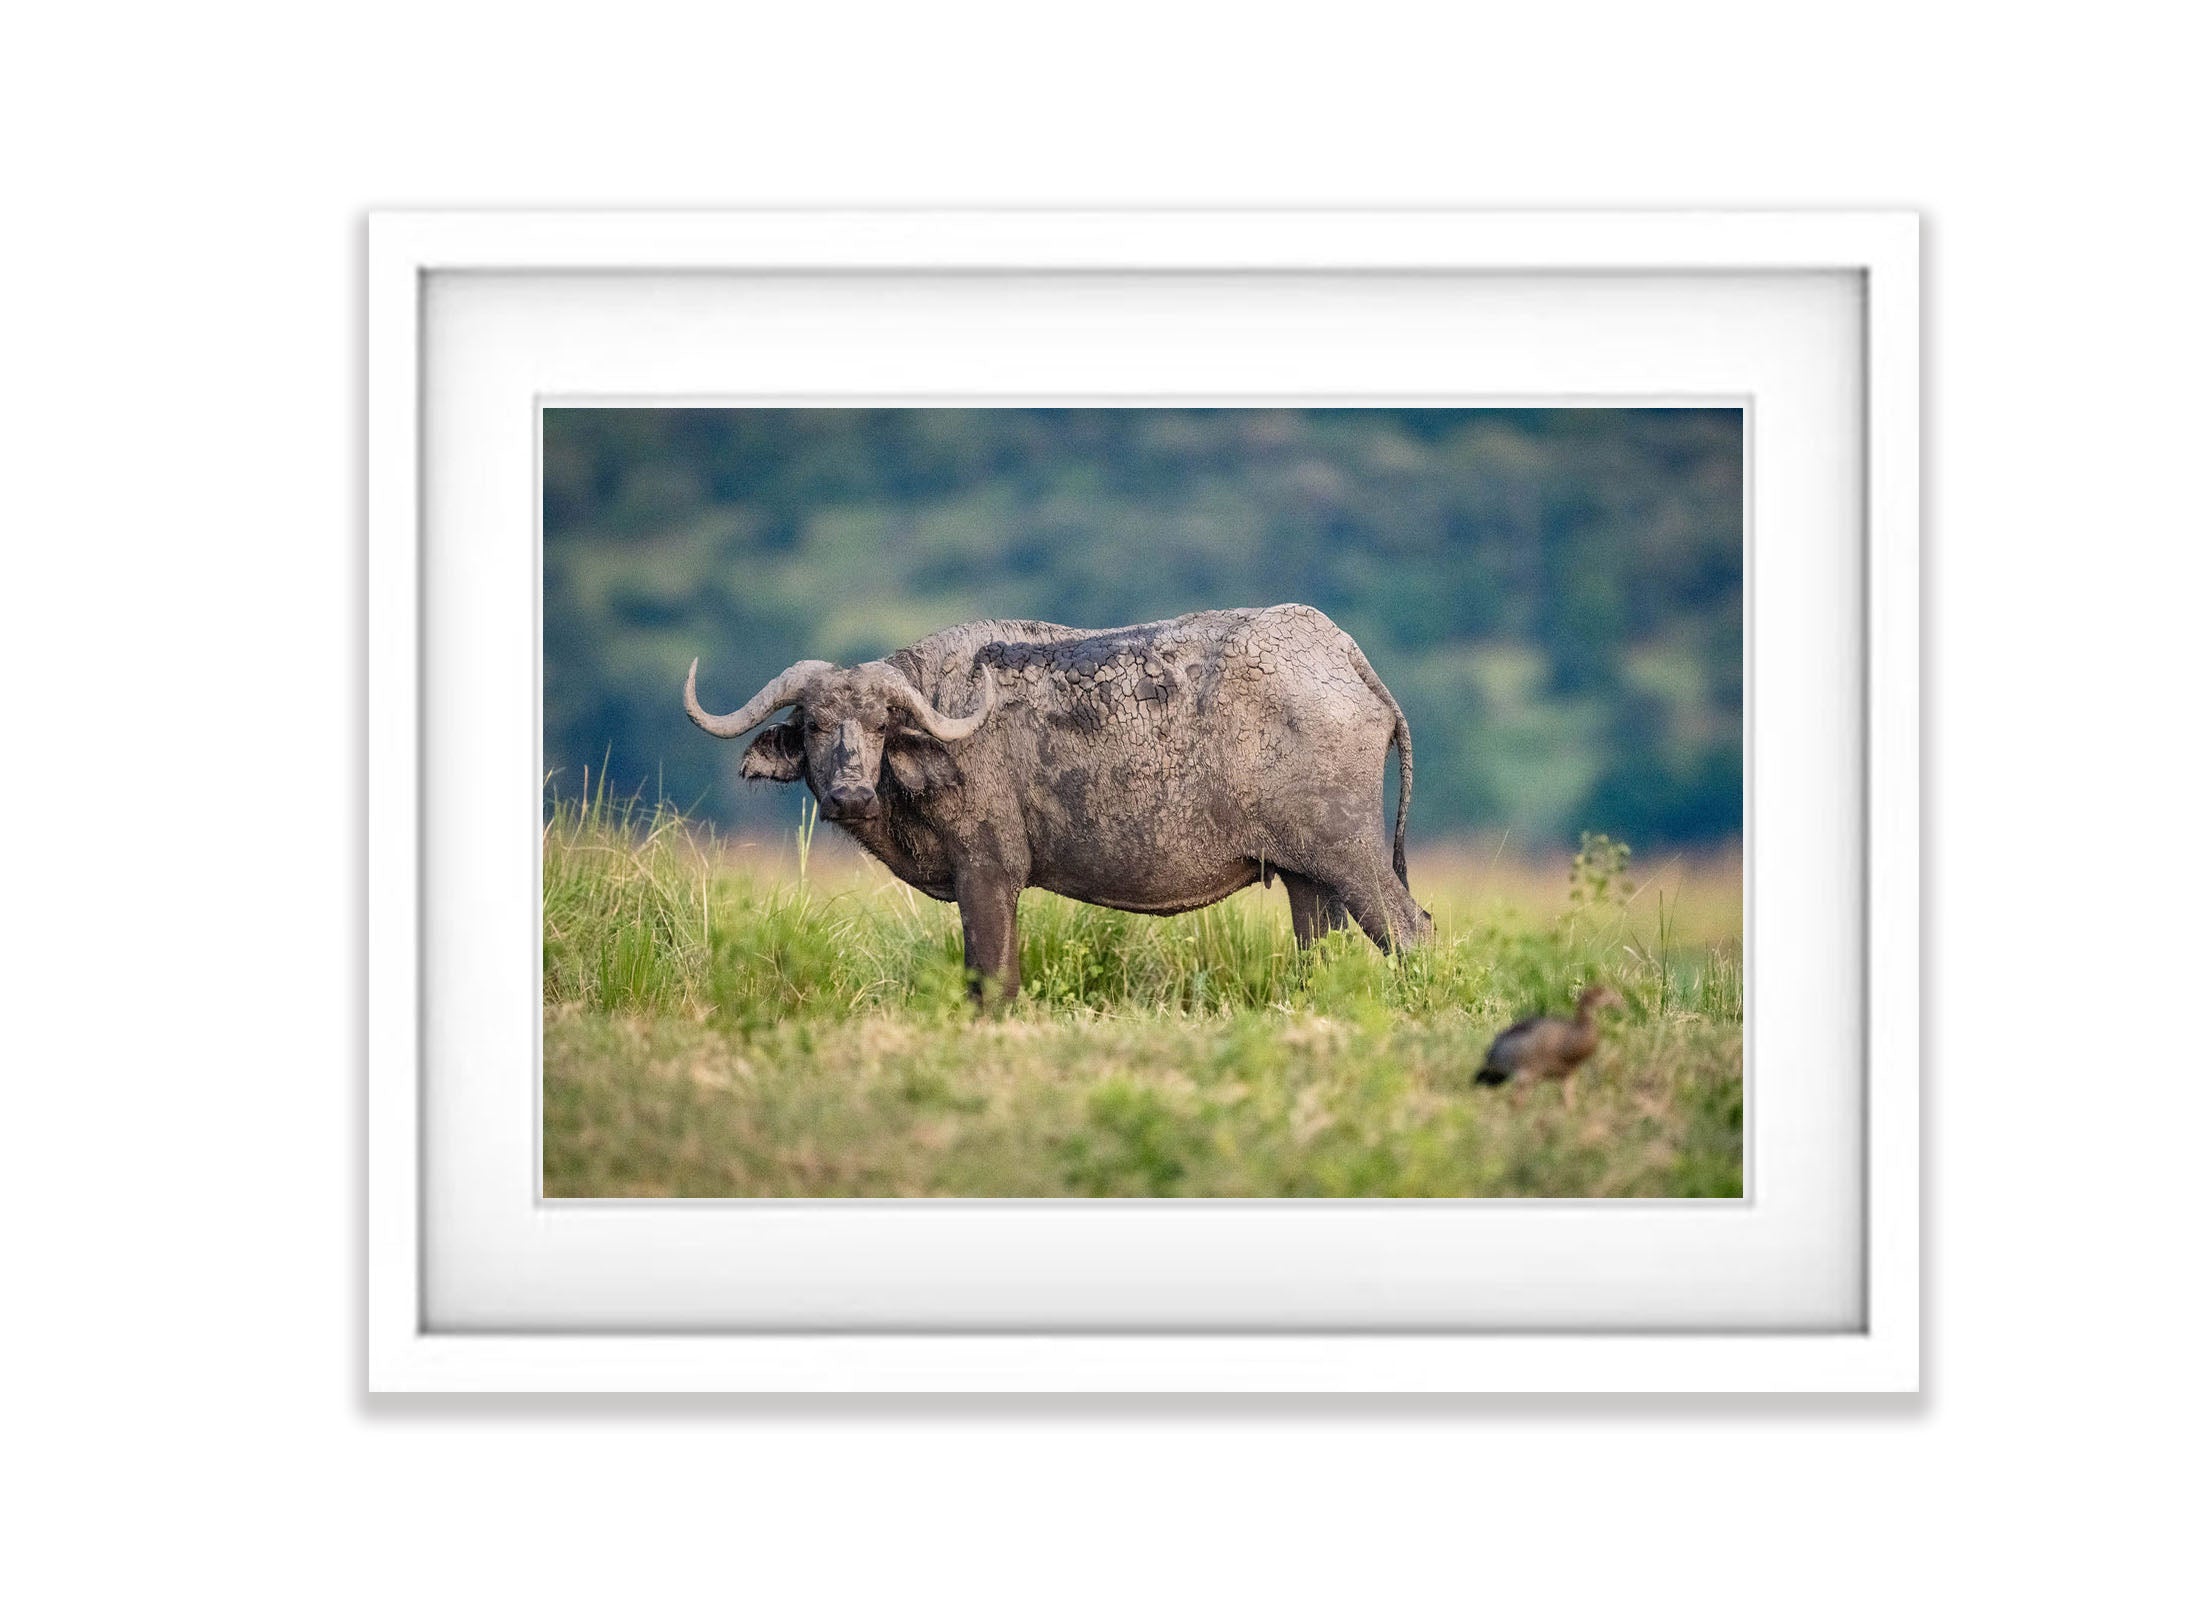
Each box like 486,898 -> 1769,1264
685,658 -> 833,739
886,663 -> 996,742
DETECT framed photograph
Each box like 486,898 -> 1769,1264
368,211 -> 1917,1391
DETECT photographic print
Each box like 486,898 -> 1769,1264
542,406 -> 1743,1198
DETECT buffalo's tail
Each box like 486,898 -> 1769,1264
1347,643 -> 1415,890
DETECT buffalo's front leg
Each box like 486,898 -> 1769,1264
954,871 -> 1023,1007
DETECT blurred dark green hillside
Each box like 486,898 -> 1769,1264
545,407 -> 1742,847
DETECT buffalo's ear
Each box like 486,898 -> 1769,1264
885,737 -> 961,796
740,722 -> 806,783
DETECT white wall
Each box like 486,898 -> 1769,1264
5,4 -> 2191,1594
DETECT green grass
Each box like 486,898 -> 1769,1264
543,787 -> 1744,1197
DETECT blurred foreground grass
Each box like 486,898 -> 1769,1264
543,788 -> 1743,1197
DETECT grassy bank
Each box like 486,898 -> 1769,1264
543,787 -> 1743,1197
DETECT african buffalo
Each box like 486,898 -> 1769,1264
685,604 -> 1431,1001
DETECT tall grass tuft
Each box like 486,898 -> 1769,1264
542,773 -> 716,1013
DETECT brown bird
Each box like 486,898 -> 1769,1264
1475,986 -> 1623,1097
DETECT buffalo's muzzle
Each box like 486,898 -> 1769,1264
822,784 -> 880,822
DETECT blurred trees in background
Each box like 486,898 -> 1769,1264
544,407 -> 1742,847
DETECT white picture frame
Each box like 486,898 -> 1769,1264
368,210 -> 1918,1392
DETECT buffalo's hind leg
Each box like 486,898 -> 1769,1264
1321,848 -> 1433,956
954,870 -> 1023,1009
1278,868 -> 1352,949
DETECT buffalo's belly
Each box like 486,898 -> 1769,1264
1029,852 -> 1263,916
